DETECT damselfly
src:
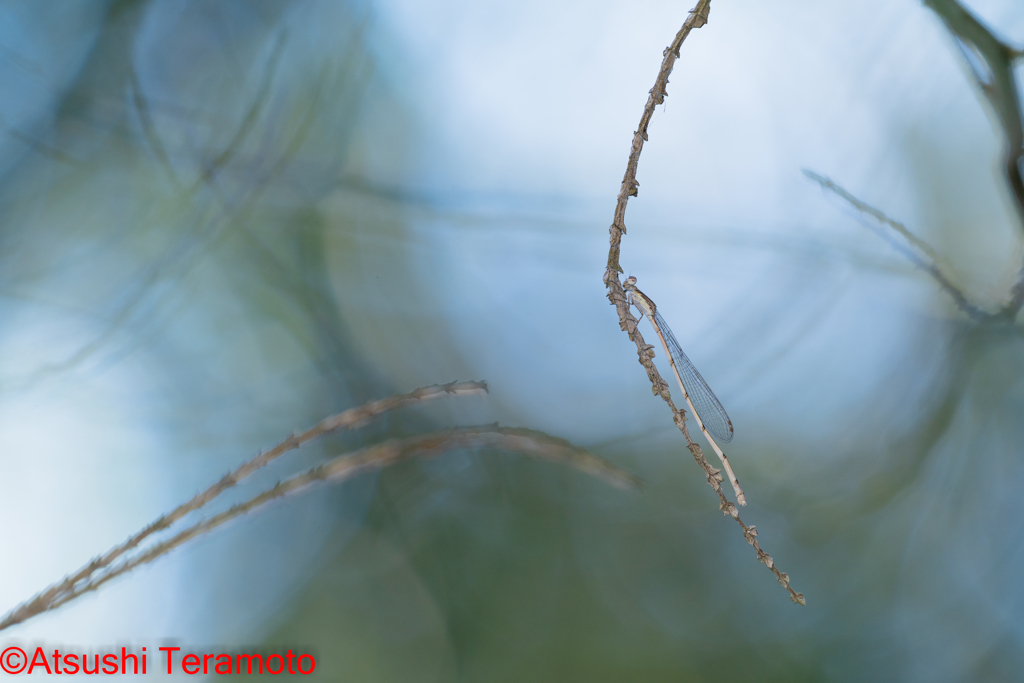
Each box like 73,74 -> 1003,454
623,276 -> 745,505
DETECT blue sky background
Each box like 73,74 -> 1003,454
1,1 -> 1022,680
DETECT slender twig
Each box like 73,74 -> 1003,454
603,0 -> 804,604
0,381 -> 487,631
804,171 -> 944,263
925,0 -> 1024,224
804,170 -> 989,322
924,0 -> 1024,317
0,425 -> 638,631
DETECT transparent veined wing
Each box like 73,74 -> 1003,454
654,309 -> 734,443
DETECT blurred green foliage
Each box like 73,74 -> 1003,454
4,1 -> 1024,681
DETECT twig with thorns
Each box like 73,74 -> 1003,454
603,0 -> 804,605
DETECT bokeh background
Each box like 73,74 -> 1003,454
1,0 -> 1023,680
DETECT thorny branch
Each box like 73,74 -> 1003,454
603,0 -> 804,605
1,424 -> 639,631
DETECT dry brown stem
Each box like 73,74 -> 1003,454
0,381 -> 489,631
603,0 -> 804,605
1,425 -> 638,630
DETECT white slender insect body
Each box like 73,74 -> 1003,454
623,276 -> 746,506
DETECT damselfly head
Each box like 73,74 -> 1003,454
623,275 -> 638,290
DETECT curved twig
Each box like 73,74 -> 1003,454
603,0 -> 803,605
0,381 -> 488,631
0,423 -> 638,631
924,0 -> 1024,317
2,423 -> 638,634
